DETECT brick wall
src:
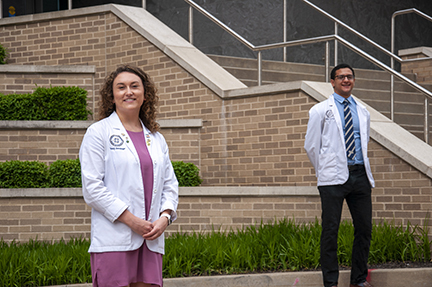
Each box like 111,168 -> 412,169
0,128 -> 85,163
0,72 -> 94,95
400,50 -> 432,85
0,196 -> 91,241
0,188 -> 331,242
0,9 -> 431,241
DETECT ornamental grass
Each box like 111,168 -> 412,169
0,218 -> 430,286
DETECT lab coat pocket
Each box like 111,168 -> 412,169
318,153 -> 337,181
93,214 -> 132,247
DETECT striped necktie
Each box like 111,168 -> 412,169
343,99 -> 356,160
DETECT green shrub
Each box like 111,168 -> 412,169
0,160 -> 202,188
0,161 -> 49,188
0,43 -> 7,64
49,159 -> 82,188
171,161 -> 203,187
0,86 -> 91,120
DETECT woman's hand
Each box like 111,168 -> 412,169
117,210 -> 153,237
143,216 -> 169,241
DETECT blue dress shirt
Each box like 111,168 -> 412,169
333,93 -> 364,165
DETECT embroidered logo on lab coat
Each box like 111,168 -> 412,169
109,135 -> 124,147
325,110 -> 334,120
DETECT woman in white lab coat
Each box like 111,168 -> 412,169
79,65 -> 179,287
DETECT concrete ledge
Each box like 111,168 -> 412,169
0,119 -> 202,130
47,267 -> 432,287
399,46 -> 432,58
0,65 -> 96,74
0,186 -> 318,198
158,119 -> 202,128
0,121 -> 94,129
181,186 -> 318,197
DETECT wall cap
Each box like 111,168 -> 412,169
0,65 -> 96,74
0,119 -> 202,129
0,186 -> 319,198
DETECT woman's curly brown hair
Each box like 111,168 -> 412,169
99,64 -> 160,133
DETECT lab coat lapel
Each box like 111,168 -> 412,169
141,124 -> 153,157
328,95 -> 345,145
109,112 -> 140,163
355,101 -> 368,147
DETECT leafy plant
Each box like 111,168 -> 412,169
49,158 -> 81,188
0,86 -> 92,120
171,161 -> 202,187
0,160 -> 49,188
0,43 -> 7,64
0,160 -> 202,188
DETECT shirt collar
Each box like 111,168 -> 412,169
333,92 -> 355,105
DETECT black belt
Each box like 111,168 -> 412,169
348,164 -> 364,172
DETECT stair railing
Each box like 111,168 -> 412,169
185,0 -> 432,143
390,8 -> 432,137
302,0 -> 432,142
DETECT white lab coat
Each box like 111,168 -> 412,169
79,112 -> 179,254
304,95 -> 375,187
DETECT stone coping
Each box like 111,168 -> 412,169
46,267 -> 432,287
0,65 -> 96,74
0,119 -> 203,129
399,46 -> 432,58
0,186 -> 319,198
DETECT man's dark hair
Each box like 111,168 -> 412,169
330,63 -> 355,80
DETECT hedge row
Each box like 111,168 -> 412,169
0,160 -> 202,188
0,43 -> 6,64
0,86 -> 91,120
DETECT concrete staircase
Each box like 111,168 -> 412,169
208,54 -> 432,141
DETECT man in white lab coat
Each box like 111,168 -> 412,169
304,64 -> 375,287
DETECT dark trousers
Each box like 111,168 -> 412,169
318,167 -> 372,287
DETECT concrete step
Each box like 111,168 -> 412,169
208,54 -> 419,87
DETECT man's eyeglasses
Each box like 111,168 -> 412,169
334,74 -> 354,81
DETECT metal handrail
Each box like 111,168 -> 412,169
391,8 -> 432,59
301,0 -> 403,63
185,0 -> 432,142
302,1 -> 432,142
390,8 -> 432,138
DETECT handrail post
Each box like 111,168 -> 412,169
325,41 -> 329,82
390,75 -> 394,120
283,0 -> 287,62
334,22 -> 338,66
425,98 -> 429,143
390,14 -> 395,120
391,7 -> 432,142
68,0 -> 72,10
142,0 -> 146,9
0,0 -> 2,19
257,51 -> 262,86
188,6 -> 193,44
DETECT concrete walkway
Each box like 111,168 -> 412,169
49,268 -> 432,287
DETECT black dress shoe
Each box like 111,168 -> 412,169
350,281 -> 373,287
